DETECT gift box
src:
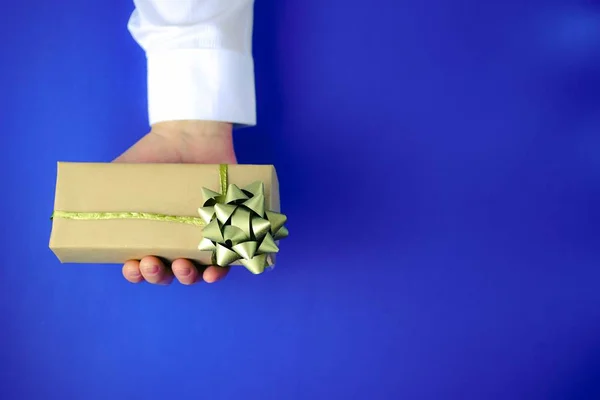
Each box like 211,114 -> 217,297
49,162 -> 288,274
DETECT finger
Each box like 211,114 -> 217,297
172,259 -> 201,285
203,265 -> 230,283
139,256 -> 171,285
122,260 -> 144,283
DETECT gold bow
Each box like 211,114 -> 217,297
197,181 -> 288,274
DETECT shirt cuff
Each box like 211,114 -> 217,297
146,49 -> 256,127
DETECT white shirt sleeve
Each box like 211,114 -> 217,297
128,0 -> 256,127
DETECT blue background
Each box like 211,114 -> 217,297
1,0 -> 600,399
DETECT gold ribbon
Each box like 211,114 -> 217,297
52,164 -> 288,274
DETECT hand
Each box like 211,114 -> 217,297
114,120 -> 237,286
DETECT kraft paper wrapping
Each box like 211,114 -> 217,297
49,162 -> 286,274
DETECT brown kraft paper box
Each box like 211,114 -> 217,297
49,162 -> 281,268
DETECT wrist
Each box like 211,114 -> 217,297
149,120 -> 237,164
151,120 -> 233,139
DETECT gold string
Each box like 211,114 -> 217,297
219,163 -> 228,195
51,211 -> 206,226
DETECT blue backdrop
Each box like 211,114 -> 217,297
1,0 -> 599,399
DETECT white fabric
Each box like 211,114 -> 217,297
128,0 -> 256,127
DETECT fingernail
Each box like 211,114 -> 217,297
179,268 -> 192,277
145,264 -> 160,275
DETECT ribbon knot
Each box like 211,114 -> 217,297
197,179 -> 288,274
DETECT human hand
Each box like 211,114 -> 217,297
114,120 -> 237,285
